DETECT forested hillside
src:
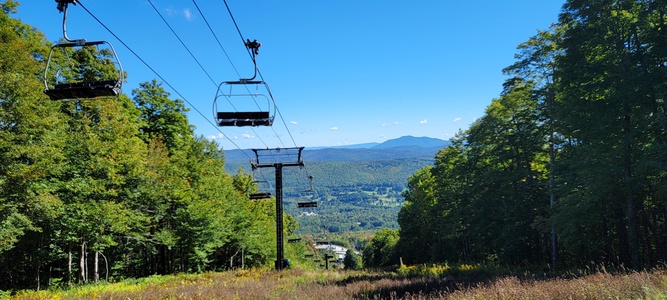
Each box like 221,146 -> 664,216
227,153 -> 437,235
374,0 -> 667,271
0,2 -> 279,290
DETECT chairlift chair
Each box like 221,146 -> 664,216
297,201 -> 318,208
287,238 -> 302,243
249,192 -> 272,200
44,0 -> 123,100
300,175 -> 315,193
213,80 -> 276,127
213,38 -> 275,127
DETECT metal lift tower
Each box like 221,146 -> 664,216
251,147 -> 304,271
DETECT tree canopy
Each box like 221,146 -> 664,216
391,0 -> 667,271
0,2 -> 279,290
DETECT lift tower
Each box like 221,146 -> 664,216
251,147 -> 304,271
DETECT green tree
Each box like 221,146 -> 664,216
0,0 -> 68,289
554,0 -> 666,270
362,228 -> 398,268
54,94 -> 148,283
396,167 -> 437,264
503,24 -> 564,270
132,79 -> 193,151
467,80 -> 548,264
343,249 -> 362,270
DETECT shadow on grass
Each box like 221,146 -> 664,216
334,272 -> 495,299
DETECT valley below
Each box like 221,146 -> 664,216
224,136 -> 449,235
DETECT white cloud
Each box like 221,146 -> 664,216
330,126 -> 338,131
208,133 -> 224,140
290,121 -> 298,125
419,119 -> 428,124
183,8 -> 193,21
383,121 -> 403,127
453,117 -> 462,122
242,133 -> 255,139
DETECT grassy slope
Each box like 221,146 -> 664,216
8,267 -> 667,299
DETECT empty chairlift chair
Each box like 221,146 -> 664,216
213,80 -> 276,127
297,175 -> 317,208
44,1 -> 123,100
249,192 -> 272,200
287,237 -> 302,243
297,201 -> 318,208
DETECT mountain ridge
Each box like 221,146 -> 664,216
224,136 -> 450,163
371,135 -> 448,149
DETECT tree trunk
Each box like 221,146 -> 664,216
549,132 -> 557,272
80,240 -> 87,284
230,249 -> 240,269
94,251 -> 99,283
34,250 -> 40,291
67,250 -> 72,285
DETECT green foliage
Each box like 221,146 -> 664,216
362,228 -> 399,268
132,80 -> 193,151
343,249 -> 362,270
391,0 -> 667,273
228,158 -> 432,235
396,263 -> 507,279
0,3 -> 279,289
396,167 -> 436,264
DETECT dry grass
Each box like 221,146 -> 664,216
445,271 -> 667,300
6,267 -> 667,299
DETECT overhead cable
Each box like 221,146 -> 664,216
76,0 -> 253,160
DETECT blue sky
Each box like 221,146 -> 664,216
15,0 -> 564,149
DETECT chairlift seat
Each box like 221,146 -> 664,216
45,80 -> 120,100
249,192 -> 272,200
216,112 -> 273,127
297,201 -> 318,208
287,238 -> 302,243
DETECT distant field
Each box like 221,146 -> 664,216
7,267 -> 666,299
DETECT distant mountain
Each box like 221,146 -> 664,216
223,136 -> 450,163
308,142 -> 379,150
372,136 -> 450,149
